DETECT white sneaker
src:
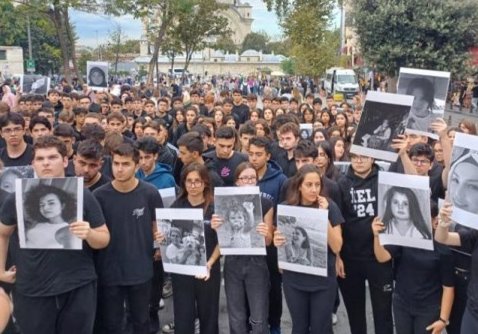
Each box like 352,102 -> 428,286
332,313 -> 338,325
194,318 -> 200,334
159,298 -> 165,309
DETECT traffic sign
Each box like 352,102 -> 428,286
26,59 -> 35,72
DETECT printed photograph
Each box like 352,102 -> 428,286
15,177 -> 84,250
0,165 -> 34,193
299,123 -> 313,140
447,132 -> 478,229
214,186 -> 265,255
351,91 -> 414,162
378,171 -> 433,250
87,61 -> 109,90
156,208 -> 208,276
158,187 -> 176,209
398,67 -> 450,139
20,74 -> 51,95
277,205 -> 328,277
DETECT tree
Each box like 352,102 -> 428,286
241,32 -> 269,53
267,38 -> 291,57
211,35 -> 237,54
351,0 -> 478,77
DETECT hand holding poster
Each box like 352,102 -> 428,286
16,177 -> 84,250
378,172 -> 433,250
447,132 -> 478,229
350,91 -> 414,162
277,205 -> 328,277
214,186 -> 265,255
397,67 -> 450,139
156,208 -> 208,276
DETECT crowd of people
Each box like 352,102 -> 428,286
0,74 -> 476,334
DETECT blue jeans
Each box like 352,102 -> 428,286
393,293 -> 439,334
224,256 -> 270,334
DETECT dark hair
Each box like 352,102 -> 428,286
76,139 -> 103,161
320,109 -> 334,127
301,106 -> 316,124
33,136 -> 67,158
312,128 -> 329,143
278,122 -> 300,137
177,132 -> 204,154
81,123 -> 106,142
382,186 -> 431,239
316,141 -> 340,181
191,124 -> 212,138
294,140 -> 318,159
233,162 -> 257,182
135,136 -> 160,155
178,162 -> 212,210
408,143 -> 434,162
329,136 -> 349,161
286,164 -> 322,206
29,116 -> 52,132
239,121 -> 256,137
248,136 -> 272,154
0,112 -> 25,129
312,97 -> 322,105
215,125 -> 236,140
406,78 -> 435,108
294,226 -> 311,249
73,107 -> 88,116
54,124 -> 75,138
112,143 -> 140,164
24,183 -> 76,223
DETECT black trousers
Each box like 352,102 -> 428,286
97,280 -> 152,334
14,281 -> 97,334
171,266 -> 221,334
448,268 -> 470,334
338,258 -> 393,334
266,245 -> 282,329
150,260 -> 165,310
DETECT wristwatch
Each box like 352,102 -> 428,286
439,317 -> 450,326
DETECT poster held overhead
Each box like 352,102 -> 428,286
87,61 -> 109,90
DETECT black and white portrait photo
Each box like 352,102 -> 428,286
398,67 -> 450,139
214,186 -> 265,255
15,177 -> 84,250
0,165 -> 34,193
447,133 -> 478,229
277,205 -> 328,277
156,208 -> 208,276
351,91 -> 414,162
158,187 -> 176,209
299,123 -> 313,140
87,61 -> 109,90
378,172 -> 433,250
20,74 -> 51,95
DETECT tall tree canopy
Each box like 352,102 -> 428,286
351,0 -> 478,76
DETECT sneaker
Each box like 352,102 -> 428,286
162,322 -> 175,333
159,299 -> 165,310
162,280 -> 173,298
332,313 -> 338,325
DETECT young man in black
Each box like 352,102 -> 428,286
203,126 -> 248,186
0,112 -> 34,166
94,143 -> 163,334
337,153 -> 393,334
0,136 -> 110,334
231,89 -> 249,124
73,139 -> 110,192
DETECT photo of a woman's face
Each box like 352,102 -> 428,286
390,192 -> 410,220
411,87 -> 429,116
90,69 -> 105,86
170,230 -> 182,246
0,173 -> 17,193
39,193 -> 63,220
449,161 -> 478,212
229,210 -> 245,231
292,228 -> 305,246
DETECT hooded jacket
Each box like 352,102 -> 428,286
337,163 -> 380,261
136,162 -> 176,190
257,160 -> 287,205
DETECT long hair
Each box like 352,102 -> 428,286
316,141 -> 340,181
406,77 -> 435,108
382,186 -> 431,239
24,184 -> 77,223
178,162 -> 212,211
286,164 -> 322,207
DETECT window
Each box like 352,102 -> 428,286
0,50 -> 6,60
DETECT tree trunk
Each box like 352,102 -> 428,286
49,5 -> 71,84
63,9 -> 83,84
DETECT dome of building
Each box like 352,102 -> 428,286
241,49 -> 260,57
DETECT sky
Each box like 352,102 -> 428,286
71,0 -> 284,48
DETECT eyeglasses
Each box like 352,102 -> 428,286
237,176 -> 257,182
350,155 -> 370,161
186,180 -> 203,188
411,158 -> 431,165
2,127 -> 23,135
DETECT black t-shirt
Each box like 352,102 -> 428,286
457,228 -> 478,318
93,180 -> 163,286
171,197 -> 219,273
0,189 -> 105,297
88,174 -> 111,192
386,242 -> 454,308
203,151 -> 248,186
232,103 -> 249,124
0,144 -> 34,167
282,200 -> 344,292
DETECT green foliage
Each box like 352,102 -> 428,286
241,32 -> 269,53
267,38 -> 291,57
211,35 -> 237,54
77,51 -> 93,74
281,58 -> 296,75
351,0 -> 478,77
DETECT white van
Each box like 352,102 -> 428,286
324,67 -> 359,99
168,68 -> 189,78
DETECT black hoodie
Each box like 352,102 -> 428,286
338,164 -> 379,261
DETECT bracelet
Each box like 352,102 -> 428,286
438,317 -> 449,326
